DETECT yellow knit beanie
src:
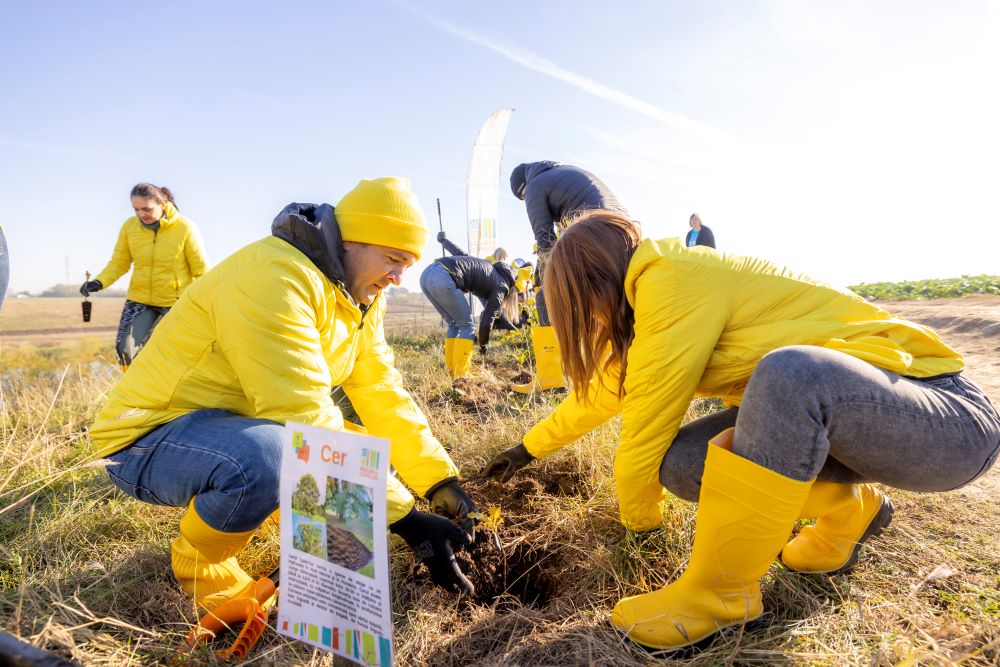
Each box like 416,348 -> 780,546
335,177 -> 428,259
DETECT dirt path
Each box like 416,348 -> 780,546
880,295 -> 1000,497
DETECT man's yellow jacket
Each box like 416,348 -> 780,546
90,203 -> 458,522
523,238 -> 963,531
95,201 -> 208,307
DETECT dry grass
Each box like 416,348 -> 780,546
1,325 -> 998,666
0,297 -> 125,332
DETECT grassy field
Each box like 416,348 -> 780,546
1,302 -> 998,665
1,297 -> 125,332
848,275 -> 1000,301
0,295 -> 440,348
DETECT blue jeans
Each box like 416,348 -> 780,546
420,262 -> 475,340
105,410 -> 282,532
660,346 -> 1000,500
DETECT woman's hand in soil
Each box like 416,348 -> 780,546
389,509 -> 475,596
482,443 -> 536,483
427,478 -> 479,542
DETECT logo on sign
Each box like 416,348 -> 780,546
291,431 -> 310,463
360,448 -> 379,480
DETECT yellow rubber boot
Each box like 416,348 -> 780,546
451,338 -> 474,379
512,326 -> 564,393
443,338 -> 456,376
611,428 -> 812,650
171,500 -> 256,611
781,482 -> 893,574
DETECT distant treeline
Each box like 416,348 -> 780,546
38,284 -> 127,298
849,275 -> 1000,301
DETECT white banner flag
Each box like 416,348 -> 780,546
467,108 -> 514,258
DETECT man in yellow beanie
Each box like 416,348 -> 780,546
90,177 -> 482,609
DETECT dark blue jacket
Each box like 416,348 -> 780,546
685,225 -> 716,249
435,255 -> 516,347
522,161 -> 628,252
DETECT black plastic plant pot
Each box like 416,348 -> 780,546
82,299 -> 92,323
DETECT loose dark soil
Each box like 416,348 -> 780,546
402,464 -> 590,609
508,370 -> 532,385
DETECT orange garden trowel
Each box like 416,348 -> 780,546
176,567 -> 280,662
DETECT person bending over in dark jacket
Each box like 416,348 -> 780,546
420,250 -> 521,380
435,231 -> 530,332
509,161 -> 629,393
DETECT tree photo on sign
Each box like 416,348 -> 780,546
291,474 -> 327,559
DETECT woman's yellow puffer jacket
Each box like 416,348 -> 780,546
90,211 -> 458,522
95,201 -> 208,307
523,238 -> 963,531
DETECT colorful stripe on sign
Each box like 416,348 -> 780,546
285,618 -> 388,665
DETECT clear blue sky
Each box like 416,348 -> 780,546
2,0 -> 998,295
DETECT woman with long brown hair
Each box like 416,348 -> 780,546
484,210 -> 1000,650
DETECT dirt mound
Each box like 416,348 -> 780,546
457,537 -> 559,608
326,525 -> 372,571
402,464 -> 589,608
508,370 -> 532,385
461,466 -> 586,607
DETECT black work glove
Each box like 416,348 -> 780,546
79,280 -> 102,296
426,478 -> 478,542
436,231 -> 447,243
482,444 -> 536,483
390,508 -> 474,596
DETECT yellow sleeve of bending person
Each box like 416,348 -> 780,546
615,251 -> 729,531
343,299 -> 460,500
341,422 -> 416,524
386,469 -> 416,522
522,362 -> 623,459
94,221 -> 133,289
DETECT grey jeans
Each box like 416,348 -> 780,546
115,300 -> 170,366
661,345 -> 1000,502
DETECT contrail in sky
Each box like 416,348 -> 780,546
398,3 -> 724,141
0,138 -> 134,163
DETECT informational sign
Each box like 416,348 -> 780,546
277,422 -> 392,666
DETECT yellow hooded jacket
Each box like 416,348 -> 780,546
523,238 -> 963,531
95,201 -> 208,307
90,204 -> 458,522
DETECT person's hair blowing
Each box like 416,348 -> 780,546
544,210 -> 641,400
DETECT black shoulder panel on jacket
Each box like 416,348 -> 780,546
271,203 -> 347,284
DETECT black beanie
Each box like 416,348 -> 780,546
510,163 -> 528,198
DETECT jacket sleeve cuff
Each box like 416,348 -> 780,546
388,506 -> 418,533
422,475 -> 459,500
520,439 -> 545,460
387,474 -> 416,525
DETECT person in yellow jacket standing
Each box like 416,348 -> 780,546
484,210 -> 1000,650
90,177 -> 482,610
80,183 -> 208,368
